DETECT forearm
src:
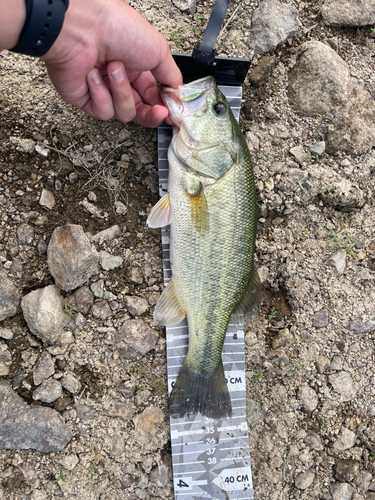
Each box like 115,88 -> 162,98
0,0 -> 26,49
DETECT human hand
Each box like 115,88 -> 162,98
42,0 -> 182,127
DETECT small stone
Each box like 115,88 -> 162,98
354,470 -> 372,495
74,404 -> 96,421
330,355 -> 343,371
289,145 -> 306,165
329,371 -> 357,401
102,400 -> 134,421
298,386 -> 318,413
33,353 -> 55,386
134,389 -> 151,406
268,348 -> 289,365
312,309 -> 329,328
330,482 -> 356,500
37,239 -> 47,255
0,328 -> 13,340
0,272 -> 19,322
104,291 -> 117,301
137,147 -> 153,165
245,131 -> 260,152
0,343 -> 12,376
10,136 -> 35,153
17,224 -> 34,245
246,399 -> 265,425
271,328 -> 293,349
335,459 -> 360,482
35,144 -> 49,157
48,225 -> 99,291
0,381 -> 71,452
99,250 -> 123,271
60,454 -> 79,471
39,189 -> 55,209
91,225 -> 122,245
33,379 -> 62,403
90,301 -> 111,320
133,406 -> 164,446
333,428 -> 356,451
87,191 -> 97,201
115,201 -> 127,215
305,431 -> 322,450
349,317 -> 375,334
295,470 -> 314,490
150,464 -> 170,487
116,319 -> 159,361
326,250 -> 346,277
61,373 -> 80,394
65,286 -> 94,315
311,141 -> 326,156
121,473 -> 136,488
90,279 -> 104,298
315,355 -> 330,374
129,267 -> 143,284
21,285 -> 69,344
124,296 -> 149,316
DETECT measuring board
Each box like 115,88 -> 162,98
157,85 -> 254,500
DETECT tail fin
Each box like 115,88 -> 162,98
168,360 -> 232,419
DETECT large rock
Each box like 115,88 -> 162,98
47,224 -> 99,291
288,41 -> 375,155
0,381 -> 71,452
21,285 -> 69,344
322,0 -> 375,26
249,0 -> 298,56
0,272 -> 19,322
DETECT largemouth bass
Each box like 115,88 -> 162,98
147,76 -> 260,419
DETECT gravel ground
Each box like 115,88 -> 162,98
0,1 -> 375,499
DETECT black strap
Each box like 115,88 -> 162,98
192,0 -> 230,65
11,0 -> 69,57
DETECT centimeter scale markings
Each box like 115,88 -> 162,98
157,85 -> 254,500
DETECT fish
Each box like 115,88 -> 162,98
147,76 -> 260,419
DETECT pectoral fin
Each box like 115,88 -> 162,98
184,176 -> 208,232
147,194 -> 171,228
232,268 -> 262,324
154,279 -> 186,326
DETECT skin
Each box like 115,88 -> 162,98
0,0 -> 182,127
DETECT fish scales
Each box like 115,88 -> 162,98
147,76 -> 260,418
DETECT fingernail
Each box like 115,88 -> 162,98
90,69 -> 102,85
110,65 -> 125,83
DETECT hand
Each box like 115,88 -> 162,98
42,0 -> 182,127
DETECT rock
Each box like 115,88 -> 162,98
35,144 -> 49,157
65,286 -> 94,315
271,328 -> 293,349
129,267 -> 143,284
311,141 -> 326,156
104,434 -> 126,457
32,379 -> 63,403
288,41 -> 375,155
17,224 -> 34,245
330,482 -> 356,500
0,328 -> 13,340
305,431 -> 322,450
298,386 -> 318,413
37,239 -> 48,255
268,348 -> 289,365
248,55 -> 277,88
21,285 -> 68,344
354,470 -> 372,495
295,470 -> 314,490
33,352 -> 55,385
320,180 -> 365,211
322,0 -> 375,26
90,279 -> 104,298
39,189 -> 55,209
61,373 -> 80,394
133,406 -> 164,446
99,250 -> 123,271
248,0 -> 298,56
124,296 -> 149,316
137,147 -> 153,165
79,199 -> 107,218
315,356 -> 330,374
329,371 -> 357,401
47,331 -> 74,355
326,251 -> 346,277
116,319 -> 159,361
352,268 -> 373,285
333,428 -> 356,451
150,464 -> 170,488
330,355 -> 343,371
335,459 -> 360,482
348,317 -> 375,334
0,343 -> 12,376
9,136 -> 35,153
0,272 -> 19,321
0,380 -> 71,452
172,0 -> 196,14
91,225 -> 122,245
245,131 -> 260,153
102,399 -> 134,421
115,201 -> 127,215
247,399 -> 266,425
91,301 -> 112,320
289,145 -> 306,164
104,291 -> 117,301
48,225 -> 99,291
312,310 -> 329,328
87,191 -> 97,201
74,403 -> 96,421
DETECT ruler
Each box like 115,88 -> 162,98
157,86 -> 254,500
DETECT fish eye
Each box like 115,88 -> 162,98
212,102 -> 227,116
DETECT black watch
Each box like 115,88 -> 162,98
11,0 -> 70,57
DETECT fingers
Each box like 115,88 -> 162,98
85,68 -> 114,120
107,61 -> 136,123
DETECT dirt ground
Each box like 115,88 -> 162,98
0,0 -> 375,499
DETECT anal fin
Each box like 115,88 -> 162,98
147,193 -> 171,228
154,279 -> 186,326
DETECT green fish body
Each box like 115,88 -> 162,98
147,76 -> 260,419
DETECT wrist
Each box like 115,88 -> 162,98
0,0 -> 26,49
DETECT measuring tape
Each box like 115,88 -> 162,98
157,86 -> 254,500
